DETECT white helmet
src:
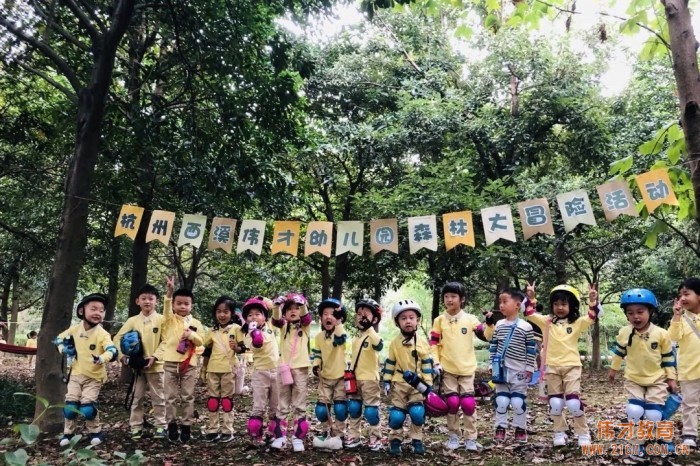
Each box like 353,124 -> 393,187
391,299 -> 422,321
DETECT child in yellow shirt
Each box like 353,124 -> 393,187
26,331 -> 38,368
54,294 -> 117,447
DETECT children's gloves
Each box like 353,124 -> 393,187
384,382 -> 391,397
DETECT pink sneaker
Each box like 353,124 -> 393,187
514,428 -> 528,443
495,427 -> 506,443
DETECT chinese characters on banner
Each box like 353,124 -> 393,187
407,215 -> 438,254
113,168 -> 681,254
271,221 -> 301,256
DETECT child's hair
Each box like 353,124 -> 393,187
679,277 -> 700,295
499,287 -> 524,302
212,296 -> 236,329
28,331 -> 37,338
173,288 -> 195,302
441,282 -> 467,303
535,303 -> 544,313
136,284 -> 160,299
550,290 -> 580,324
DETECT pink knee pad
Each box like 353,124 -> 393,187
460,395 -> 476,416
294,417 -> 309,439
221,397 -> 233,413
207,397 -> 220,413
445,393 -> 460,415
268,417 -> 286,438
248,416 -> 264,438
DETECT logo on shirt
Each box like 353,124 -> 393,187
89,344 -> 96,350
651,342 -> 658,350
566,327 -> 573,334
267,329 -> 273,334
461,328 -> 467,335
153,328 -> 158,333
363,341 -> 369,348
411,350 -> 417,358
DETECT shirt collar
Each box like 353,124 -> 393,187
446,311 -> 464,323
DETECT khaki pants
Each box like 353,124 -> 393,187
624,377 -> 669,445
347,379 -> 381,440
681,378 -> 700,438
64,374 -> 102,434
251,369 -> 279,420
207,371 -> 235,434
163,362 -> 198,426
27,355 -> 35,368
389,381 -> 424,441
277,367 -> 309,420
443,372 -> 477,440
318,376 -> 346,436
546,366 -> 588,436
130,371 -> 166,429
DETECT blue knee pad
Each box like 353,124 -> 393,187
63,401 -> 79,420
348,399 -> 363,419
510,393 -> 526,415
364,405 -> 380,426
315,402 -> 329,422
408,402 -> 426,426
388,406 -> 406,430
333,400 -> 348,421
79,402 -> 98,420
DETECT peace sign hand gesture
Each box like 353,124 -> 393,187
525,281 -> 536,301
166,276 -> 175,299
588,283 -> 598,308
673,298 -> 683,319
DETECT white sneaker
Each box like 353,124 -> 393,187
327,436 -> 343,450
445,434 -> 460,450
465,439 -> 479,451
368,435 -> 383,451
683,437 -> 697,448
577,434 -> 591,446
553,432 -> 568,447
292,436 -> 305,452
59,435 -> 72,447
271,436 -> 287,450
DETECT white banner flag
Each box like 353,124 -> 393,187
236,220 -> 266,255
407,215 -> 438,254
336,221 -> 364,256
481,204 -> 516,246
556,190 -> 597,232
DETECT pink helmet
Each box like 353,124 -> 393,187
424,391 -> 449,417
242,296 -> 269,319
281,293 -> 307,313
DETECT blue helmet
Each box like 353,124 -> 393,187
620,288 -> 658,311
317,298 -> 347,323
120,330 -> 142,357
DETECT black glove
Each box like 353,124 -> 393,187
358,316 -> 373,331
312,366 -> 320,377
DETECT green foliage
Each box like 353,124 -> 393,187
0,381 -> 34,419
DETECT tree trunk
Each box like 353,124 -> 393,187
0,261 -> 14,341
553,240 -> 568,284
321,257 -> 331,299
591,319 -> 601,370
128,210 -> 152,316
332,253 -> 349,300
34,0 -> 137,433
104,236 -> 120,333
9,273 -> 20,345
431,286 -> 440,322
662,0 -> 700,245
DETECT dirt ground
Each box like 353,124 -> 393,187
1,355 -> 700,465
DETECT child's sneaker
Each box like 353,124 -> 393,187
465,439 -> 479,451
89,432 -> 104,446
154,427 -> 167,440
292,436 -> 305,452
514,428 -> 528,443
412,439 -> 425,455
167,422 -> 179,443
682,436 -> 697,448
577,434 -> 591,446
327,436 -> 343,450
130,428 -> 142,440
445,434 -> 459,450
494,426 -> 506,443
553,432 -> 567,447
205,432 -> 220,443
389,439 -> 402,456
271,436 -> 287,450
59,434 -> 73,447
344,436 -> 361,448
180,425 -> 191,444
368,435 -> 383,451
219,433 -> 234,443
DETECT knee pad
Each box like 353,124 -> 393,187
565,394 -> 584,417
626,399 -> 645,422
248,416 -> 264,438
348,399 -> 363,419
510,393 -> 526,415
495,392 -> 510,414
221,397 -> 233,413
408,402 -> 426,426
63,401 -> 79,420
645,403 -> 664,422
549,394 -> 565,416
460,395 -> 476,416
294,417 -> 309,439
207,396 -> 220,413
79,403 -> 98,420
388,406 -> 406,430
333,400 -> 348,421
364,405 -> 380,426
315,402 -> 329,422
445,393 -> 460,415
269,418 -> 286,438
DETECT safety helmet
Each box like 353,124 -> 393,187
355,298 -> 382,324
620,288 -> 658,311
549,285 -> 581,322
391,299 -> 422,321
317,298 -> 347,323
120,330 -> 142,357
76,293 -> 108,320
242,296 -> 269,320
281,293 -> 307,314
550,285 -> 580,305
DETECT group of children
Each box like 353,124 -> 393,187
51,277 -> 700,461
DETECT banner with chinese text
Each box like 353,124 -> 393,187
145,210 -> 176,245
407,215 -> 438,254
271,221 -> 301,256
636,168 -> 678,213
517,198 -> 554,240
114,205 -> 144,240
177,214 -> 207,248
442,211 -> 475,250
336,221 -> 364,256
305,221 -> 333,257
370,218 -> 398,254
208,217 -> 237,253
237,220 -> 266,255
481,205 -> 516,246
597,181 -> 638,221
556,190 -> 597,232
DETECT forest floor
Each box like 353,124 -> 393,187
1,356 -> 700,465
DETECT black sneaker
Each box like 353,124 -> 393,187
180,425 -> 191,444
167,422 -> 179,443
219,433 -> 234,443
205,433 -> 220,443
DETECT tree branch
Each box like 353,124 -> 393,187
16,62 -> 78,104
651,212 -> 700,257
30,0 -> 92,53
60,0 -> 100,43
0,218 -> 47,249
75,0 -> 107,32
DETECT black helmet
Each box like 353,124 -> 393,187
355,298 -> 382,324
